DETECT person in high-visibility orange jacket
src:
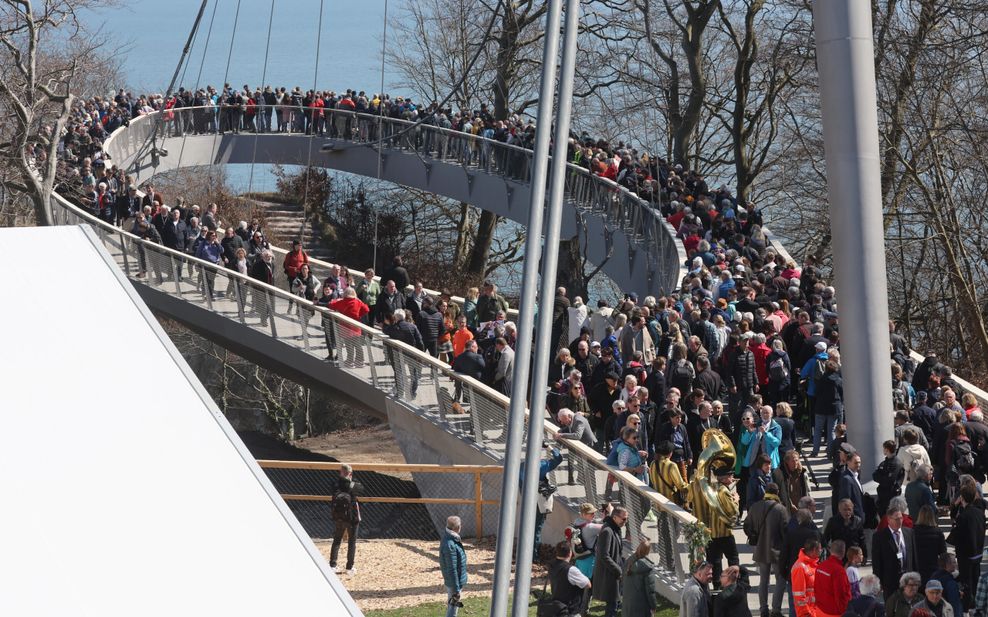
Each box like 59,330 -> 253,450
791,539 -> 823,617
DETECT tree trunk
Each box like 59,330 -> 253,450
493,9 -> 520,121
466,209 -> 498,278
556,237 -> 588,301
672,0 -> 720,166
453,202 -> 472,268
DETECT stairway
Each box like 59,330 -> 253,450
250,199 -> 334,262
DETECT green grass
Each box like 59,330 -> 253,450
364,594 -> 679,617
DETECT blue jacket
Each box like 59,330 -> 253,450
196,240 -> 223,265
519,448 -> 563,486
439,530 -> 468,592
740,420 -> 782,468
615,440 -> 647,482
799,351 -> 829,397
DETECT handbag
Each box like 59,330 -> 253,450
536,575 -> 569,617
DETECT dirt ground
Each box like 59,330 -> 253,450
314,536 -> 540,611
294,422 -> 407,466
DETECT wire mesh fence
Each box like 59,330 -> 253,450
257,461 -> 500,540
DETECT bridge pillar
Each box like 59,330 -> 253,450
813,0 -> 892,469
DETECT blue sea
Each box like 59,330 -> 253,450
96,0 -> 394,191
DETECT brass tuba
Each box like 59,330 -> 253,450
688,428 -> 737,528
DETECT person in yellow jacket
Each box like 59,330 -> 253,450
792,539 -> 823,617
650,441 -> 689,507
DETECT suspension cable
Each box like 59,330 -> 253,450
301,0 -> 325,244
247,0 -> 276,196
375,0 -> 389,181
177,0 -> 220,172
207,0 -> 243,186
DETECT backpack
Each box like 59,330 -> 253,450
953,441 -> 977,473
892,382 -> 909,410
670,360 -> 693,391
332,487 -> 360,523
812,357 -> 827,383
768,356 -> 789,382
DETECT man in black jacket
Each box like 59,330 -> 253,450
694,356 -> 724,401
248,249 -> 274,326
160,208 -> 189,255
823,498 -> 867,561
451,339 -> 485,403
383,309 -> 423,397
329,464 -> 363,575
873,439 -> 904,516
871,505 -> 917,599
415,296 -> 444,356
592,507 -> 626,617
549,542 -> 591,616
727,333 -> 758,425
374,280 -> 406,324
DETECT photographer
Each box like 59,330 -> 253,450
520,442 -> 563,563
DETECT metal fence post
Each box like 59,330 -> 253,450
120,233 -> 131,276
171,256 -> 182,295
233,278 -> 246,323
475,471 -> 483,539
467,383 -> 485,447
365,335 -> 378,386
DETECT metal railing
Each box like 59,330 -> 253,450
50,191 -> 695,599
102,105 -> 688,296
257,461 -> 500,539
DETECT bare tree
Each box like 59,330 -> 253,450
0,0 -> 110,226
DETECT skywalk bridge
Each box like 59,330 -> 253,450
52,106 -> 988,604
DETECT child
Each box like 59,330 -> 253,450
846,545 -> 863,598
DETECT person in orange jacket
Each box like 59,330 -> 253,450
815,540 -> 851,617
791,538 -> 822,617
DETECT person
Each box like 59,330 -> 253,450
975,568 -> 988,617
911,505 -> 945,584
691,464 -> 740,585
896,432 -> 931,491
282,238 -> 308,291
823,499 -> 867,562
816,540 -> 852,617
524,443 -> 563,560
680,561 -> 713,617
848,575 -> 885,617
649,441 -> 689,507
714,565 -> 753,617
774,449 -> 811,515
329,288 -> 370,366
886,572 -> 922,617
439,515 -> 467,617
946,483 -> 986,607
782,508 -> 822,617
912,580 -> 953,617
622,538 -> 657,617
383,309 -> 424,397
744,482 -> 789,617
249,249 -> 274,327
655,409 -> 693,481
792,538 -> 822,617
548,541 -> 592,617
567,502 -> 604,580
874,439 -> 905,517
451,340 -> 485,401
329,464 -> 362,575
556,408 -> 597,448
904,464 -> 935,520
839,452 -> 866,520
846,546 -> 865,598
813,359 -> 844,456
929,554 -> 962,617
872,505 -> 917,599
382,255 -> 409,291
354,269 -> 380,323
492,337 -> 514,396
593,506 -> 627,617
748,453 -> 773,505
415,296 -> 445,357
160,207 -> 189,254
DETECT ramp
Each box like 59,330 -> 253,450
0,225 -> 362,616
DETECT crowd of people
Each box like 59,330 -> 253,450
49,86 -> 988,617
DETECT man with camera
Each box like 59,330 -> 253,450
521,442 -> 564,563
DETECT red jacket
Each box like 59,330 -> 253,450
329,297 -> 370,335
791,549 -> 819,617
814,555 -> 850,617
283,249 -> 309,279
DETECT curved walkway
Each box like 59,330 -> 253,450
103,106 -> 687,298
